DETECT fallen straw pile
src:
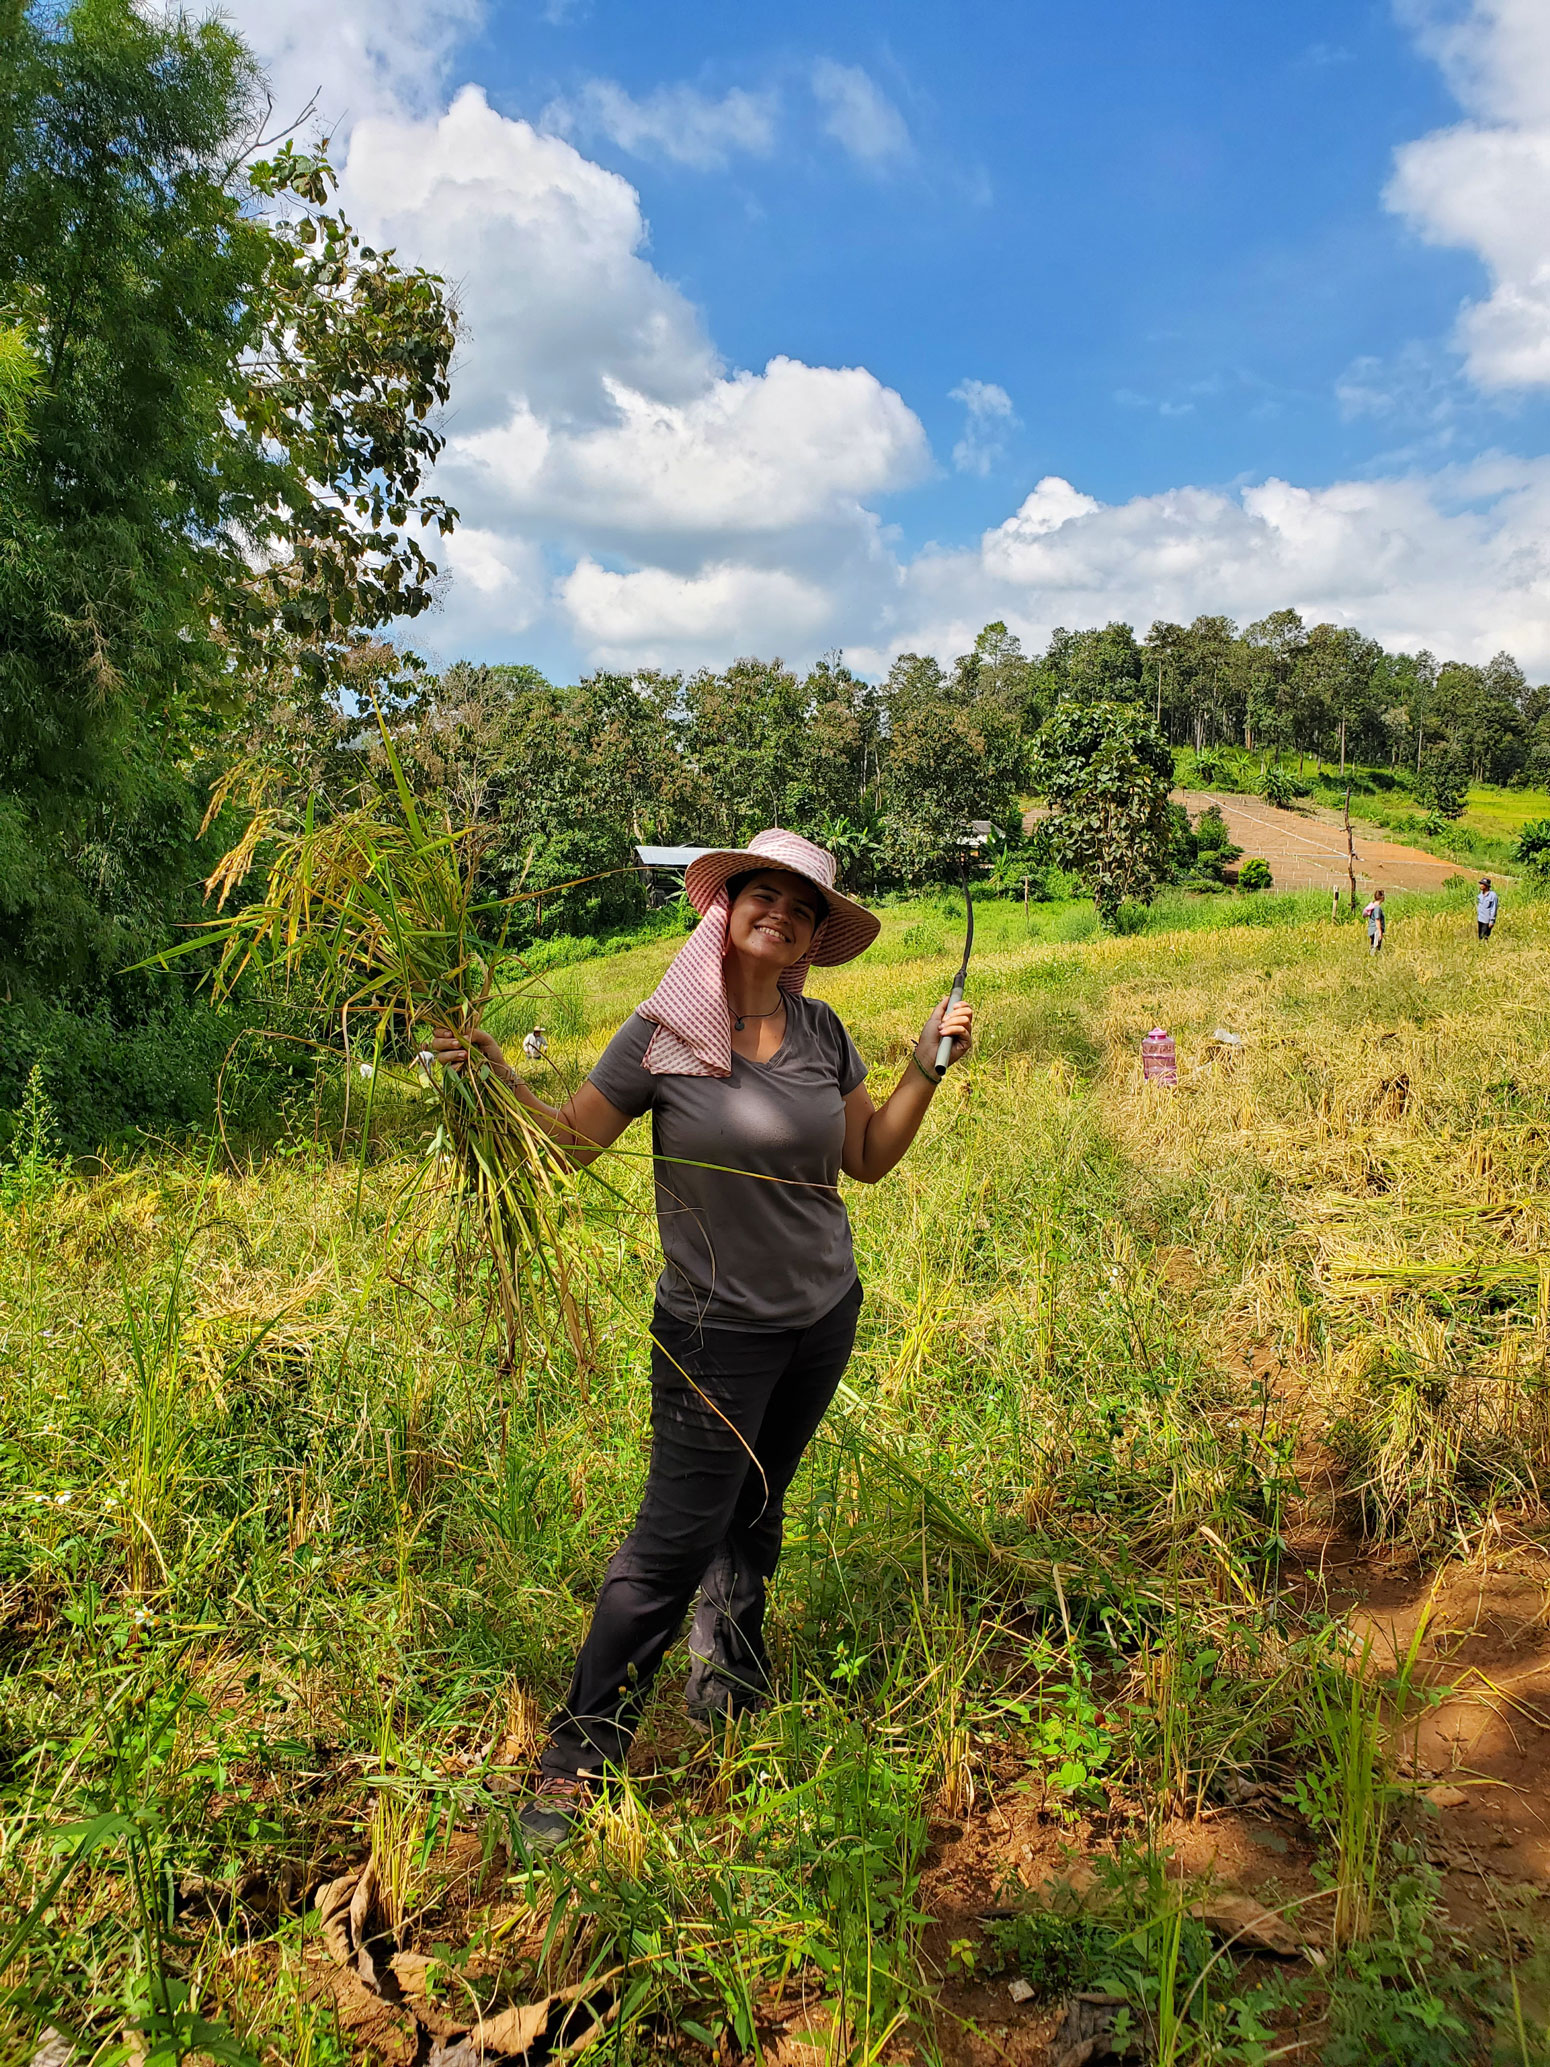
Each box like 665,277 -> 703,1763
162,732 -> 588,1368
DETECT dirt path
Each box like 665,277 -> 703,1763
1175,790 -> 1471,894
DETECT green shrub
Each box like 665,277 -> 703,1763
1515,818 -> 1550,877
1238,856 -> 1273,891
0,996 -> 306,1154
1261,762 -> 1310,807
1109,899 -> 1151,934
1192,802 -> 1232,855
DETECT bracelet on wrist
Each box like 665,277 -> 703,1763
912,1052 -> 939,1088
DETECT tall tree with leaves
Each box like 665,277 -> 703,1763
1028,702 -> 1174,926
0,0 -> 456,1129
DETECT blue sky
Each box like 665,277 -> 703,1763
238,0 -> 1550,677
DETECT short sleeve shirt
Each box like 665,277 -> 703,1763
587,997 -> 868,1331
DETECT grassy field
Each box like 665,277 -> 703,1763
6,886 -> 1550,2064
1455,782 -> 1550,846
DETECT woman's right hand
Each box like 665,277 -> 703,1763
429,1025 -> 506,1075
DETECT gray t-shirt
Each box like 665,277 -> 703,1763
587,998 -> 868,1332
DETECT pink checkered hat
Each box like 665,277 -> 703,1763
683,828 -> 880,966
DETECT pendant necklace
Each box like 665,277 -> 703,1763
733,997 -> 786,1033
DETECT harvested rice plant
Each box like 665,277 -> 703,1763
7,885 -> 1550,2064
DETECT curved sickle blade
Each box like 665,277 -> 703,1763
933,860 -> 974,1078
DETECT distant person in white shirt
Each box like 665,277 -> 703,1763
523,1025 -> 549,1062
1477,878 -> 1498,941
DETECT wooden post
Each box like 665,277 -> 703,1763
1339,717 -> 1346,777
1344,788 -> 1358,911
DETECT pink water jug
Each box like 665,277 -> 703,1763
1141,1027 -> 1177,1085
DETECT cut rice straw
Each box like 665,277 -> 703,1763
145,707 -> 591,1371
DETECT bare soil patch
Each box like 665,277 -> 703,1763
1175,789 -> 1470,895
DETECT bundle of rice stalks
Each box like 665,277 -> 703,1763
154,725 -> 588,1370
1328,1343 -> 1538,1546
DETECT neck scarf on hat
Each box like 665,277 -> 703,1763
637,889 -> 828,1077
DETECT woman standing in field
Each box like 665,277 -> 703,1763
1363,888 -> 1386,953
433,829 -> 973,1850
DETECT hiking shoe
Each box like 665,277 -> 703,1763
513,1774 -> 596,1856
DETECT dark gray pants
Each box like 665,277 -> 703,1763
542,1279 -> 862,1778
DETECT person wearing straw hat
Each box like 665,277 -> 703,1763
431,828 -> 973,1849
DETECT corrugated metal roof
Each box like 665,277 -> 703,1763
635,844 -> 712,868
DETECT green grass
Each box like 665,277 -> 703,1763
1456,780 -> 1550,844
6,893 -> 1550,2060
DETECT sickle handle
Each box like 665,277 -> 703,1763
934,978 -> 965,1078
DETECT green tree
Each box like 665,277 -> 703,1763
1027,702 -> 1174,926
679,657 -> 812,844
1295,624 -> 1382,767
880,701 -> 1024,888
1145,615 -> 1244,753
1243,609 -> 1306,755
1426,654 -> 1526,783
799,654 -> 882,828
1414,746 -> 1468,820
1,0 -> 267,1010
1370,648 -> 1436,769
1038,622 -> 1145,707
0,0 -> 457,1131
951,620 -> 1042,729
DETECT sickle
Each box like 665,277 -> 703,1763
933,856 -> 974,1079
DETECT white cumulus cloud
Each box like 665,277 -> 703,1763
1387,0 -> 1550,389
325,86 -> 927,657
542,78 -> 779,170
810,61 -> 911,167
447,358 -> 929,542
560,559 -> 837,664
223,0 -> 482,131
340,88 -> 720,431
876,462 -> 1550,676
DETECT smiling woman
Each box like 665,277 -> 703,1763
431,826 -> 974,1847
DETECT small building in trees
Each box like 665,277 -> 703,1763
635,844 -> 712,907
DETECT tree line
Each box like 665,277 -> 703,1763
334,607 -> 1546,939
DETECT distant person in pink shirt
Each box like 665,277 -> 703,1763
1363,889 -> 1385,954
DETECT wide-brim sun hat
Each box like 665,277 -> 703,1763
684,828 -> 880,966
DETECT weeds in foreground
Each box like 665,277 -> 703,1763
9,896 -> 1550,2058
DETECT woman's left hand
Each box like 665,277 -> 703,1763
916,995 -> 974,1073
